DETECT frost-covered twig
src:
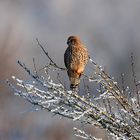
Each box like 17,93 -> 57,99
130,52 -> 140,106
74,127 -> 102,140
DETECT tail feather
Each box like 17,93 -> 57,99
67,70 -> 81,90
70,83 -> 78,89
70,77 -> 80,89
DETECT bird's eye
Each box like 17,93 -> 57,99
67,39 -> 76,45
67,39 -> 72,45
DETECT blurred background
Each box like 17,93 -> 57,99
0,0 -> 140,139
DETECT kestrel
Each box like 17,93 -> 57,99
64,36 -> 89,89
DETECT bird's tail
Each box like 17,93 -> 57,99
68,71 -> 81,90
70,78 -> 80,89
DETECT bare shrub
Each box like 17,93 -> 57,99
7,40 -> 140,140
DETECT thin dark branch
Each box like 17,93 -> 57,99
130,52 -> 140,105
33,57 -> 38,77
121,73 -> 125,95
36,38 -> 66,70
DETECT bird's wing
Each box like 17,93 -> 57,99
64,47 -> 71,69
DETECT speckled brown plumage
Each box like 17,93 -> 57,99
64,36 -> 89,89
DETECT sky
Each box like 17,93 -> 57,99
1,0 -> 140,75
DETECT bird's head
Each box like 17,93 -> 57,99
67,36 -> 81,46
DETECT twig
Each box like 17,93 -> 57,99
33,58 -> 39,77
36,38 -> 66,70
131,52 -> 140,106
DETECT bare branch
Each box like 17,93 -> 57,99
36,38 -> 66,70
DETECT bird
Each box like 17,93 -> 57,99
64,36 -> 89,90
